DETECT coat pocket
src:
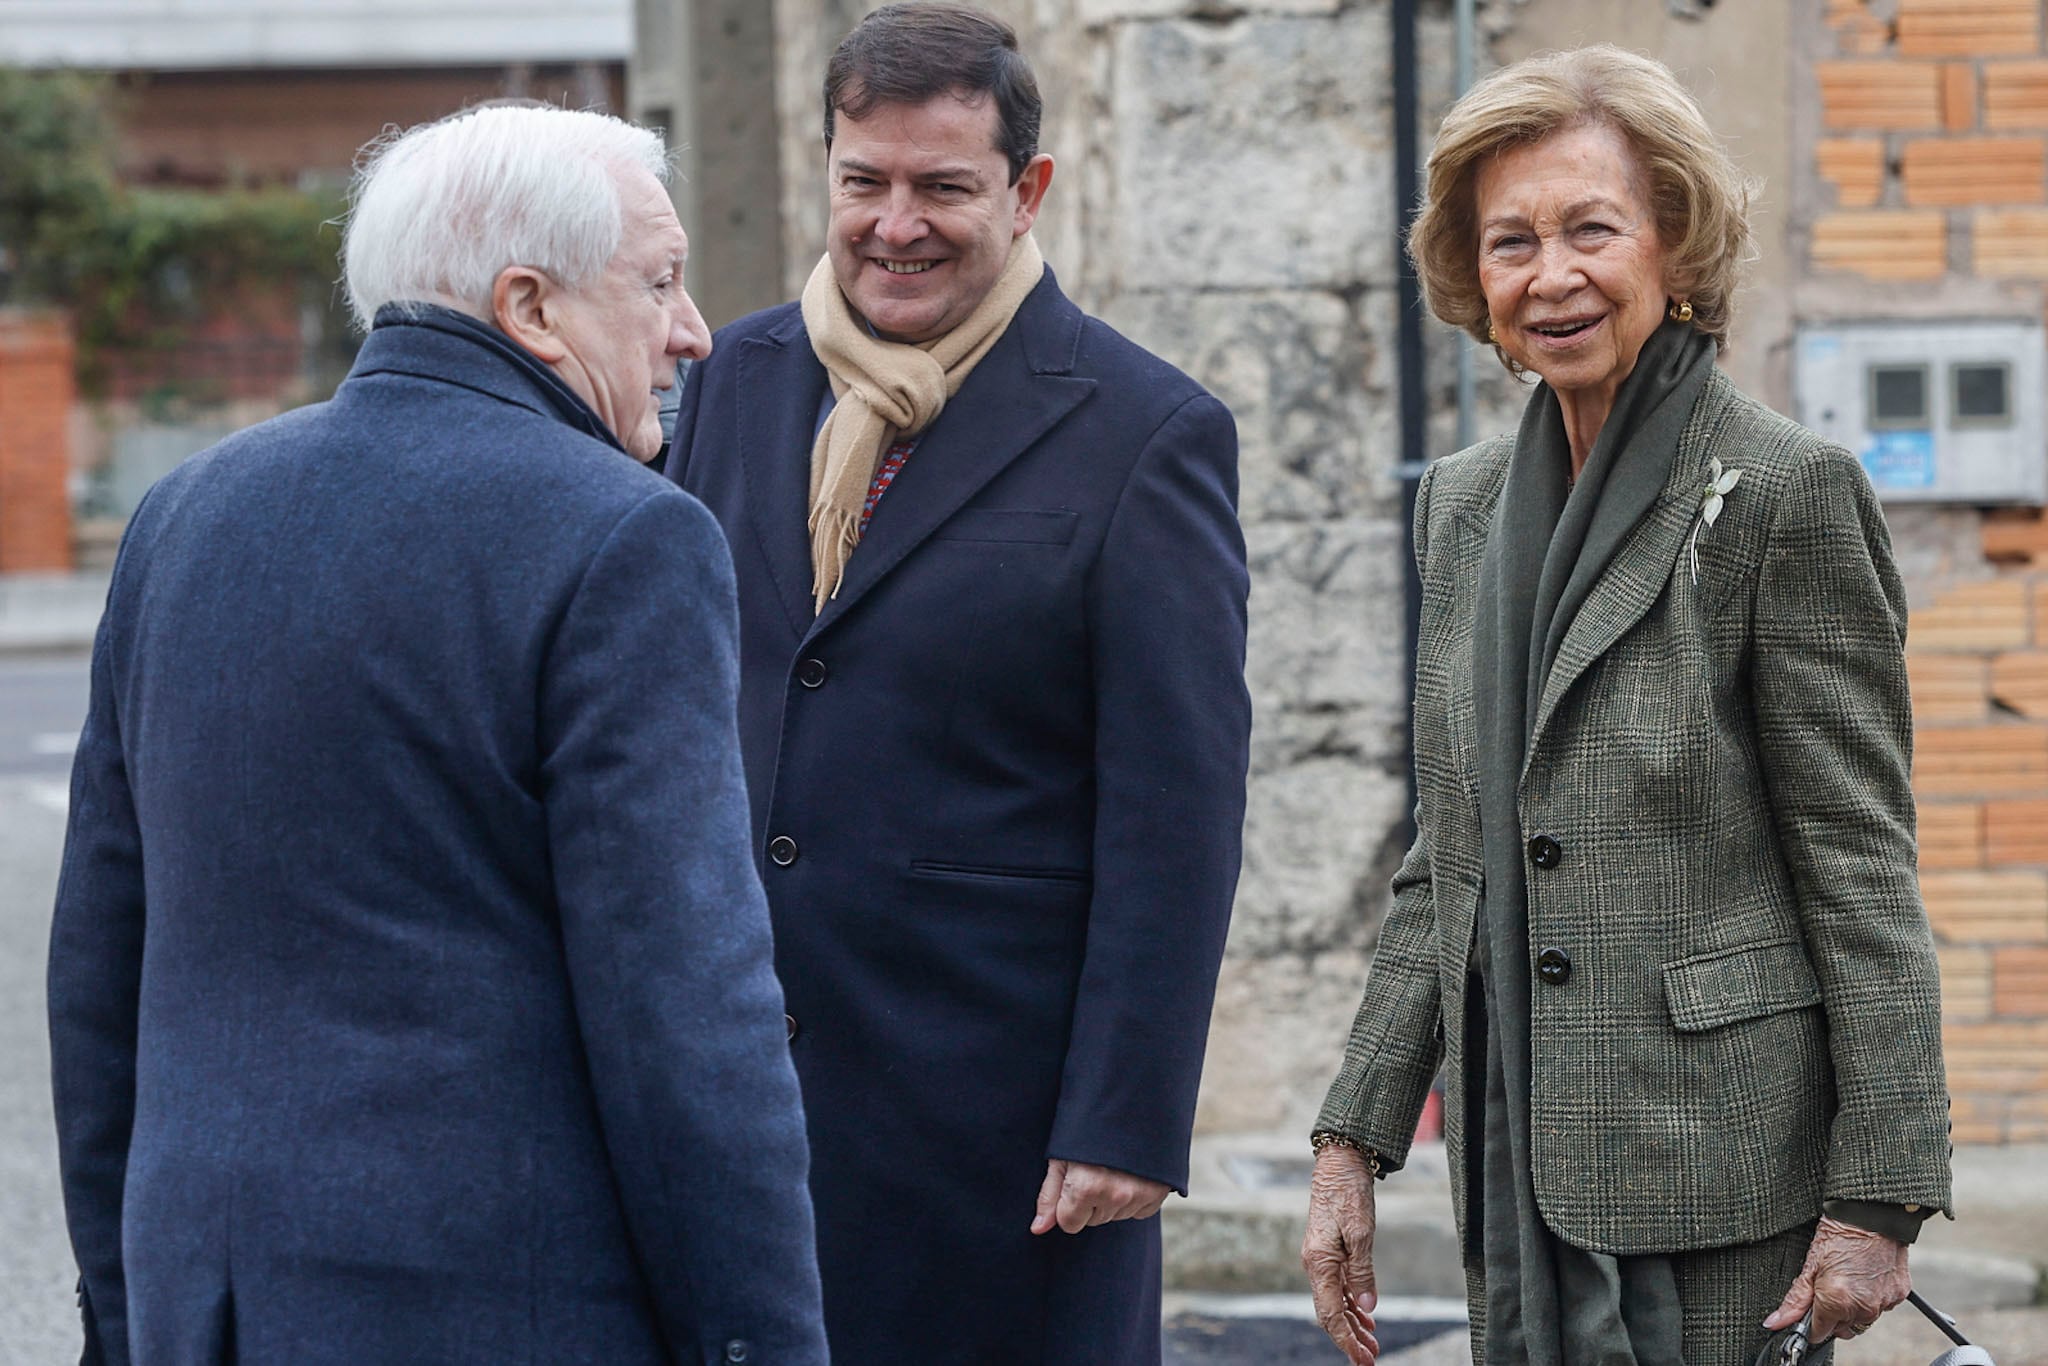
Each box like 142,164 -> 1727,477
909,859 -> 1090,886
1661,937 -> 1821,1033
930,508 -> 1079,545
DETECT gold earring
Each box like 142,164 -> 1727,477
1486,320 -> 1497,343
1668,299 -> 1693,323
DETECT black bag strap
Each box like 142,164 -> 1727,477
1909,1291 -> 1975,1348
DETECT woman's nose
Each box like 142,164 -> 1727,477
1530,239 -> 1583,299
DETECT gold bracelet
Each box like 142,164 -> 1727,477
1309,1130 -> 1384,1177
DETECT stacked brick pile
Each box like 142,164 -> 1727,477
0,310 -> 76,574
1907,552 -> 2048,1143
1816,0 -> 2048,278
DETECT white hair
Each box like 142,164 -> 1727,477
342,104 -> 670,331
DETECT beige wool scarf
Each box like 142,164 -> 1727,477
800,232 -> 1045,613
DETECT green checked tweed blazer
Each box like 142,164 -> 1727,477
1317,368 -> 1953,1255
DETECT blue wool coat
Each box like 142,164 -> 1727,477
666,269 -> 1251,1364
48,308 -> 827,1366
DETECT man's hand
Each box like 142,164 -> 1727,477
1030,1159 -> 1172,1235
1764,1215 -> 1911,1344
1303,1145 -> 1380,1365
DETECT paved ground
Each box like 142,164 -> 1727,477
1167,1132 -> 2048,1365
1166,1309 -> 1462,1363
0,575 -> 105,655
1167,1291 -> 2048,1366
1170,1125 -> 2048,1364
0,652 -> 89,1364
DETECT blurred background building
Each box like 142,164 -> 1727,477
0,0 -> 630,569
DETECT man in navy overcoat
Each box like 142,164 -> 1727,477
48,105 -> 828,1366
664,6 -> 1251,1361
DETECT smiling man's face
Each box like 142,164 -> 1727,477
824,93 -> 1051,345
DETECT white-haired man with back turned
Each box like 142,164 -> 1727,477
48,104 -> 828,1366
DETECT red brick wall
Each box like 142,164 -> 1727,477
0,311 -> 76,574
1819,0 -> 2048,1146
1817,0 -> 2048,275
116,65 -> 626,187
1908,549 -> 2048,1142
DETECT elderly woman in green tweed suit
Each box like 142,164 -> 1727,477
1302,46 -> 1952,1366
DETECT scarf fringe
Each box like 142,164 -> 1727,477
809,505 -> 861,613
799,235 -> 1045,616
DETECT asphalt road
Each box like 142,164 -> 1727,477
0,652 -> 89,1363
1166,1312 -> 1461,1363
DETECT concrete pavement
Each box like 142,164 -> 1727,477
0,651 -> 91,1363
1166,1131 -> 2048,1364
0,573 -> 106,655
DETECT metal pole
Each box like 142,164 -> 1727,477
1394,0 -> 1424,832
1453,0 -> 1478,451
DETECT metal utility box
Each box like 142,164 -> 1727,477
1793,319 -> 2046,504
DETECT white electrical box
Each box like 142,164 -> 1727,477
1793,320 -> 2046,504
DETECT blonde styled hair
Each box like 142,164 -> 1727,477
1409,45 -> 1757,353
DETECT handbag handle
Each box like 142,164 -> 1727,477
1909,1291 -> 1974,1348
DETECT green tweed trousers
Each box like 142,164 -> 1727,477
1463,1221 -> 1829,1366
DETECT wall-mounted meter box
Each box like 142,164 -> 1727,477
1793,320 -> 2045,504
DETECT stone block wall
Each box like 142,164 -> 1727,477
0,311 -> 76,574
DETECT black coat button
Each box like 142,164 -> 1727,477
1536,946 -> 1572,985
1528,835 -> 1563,869
767,835 -> 798,866
725,1342 -> 751,1364
796,658 -> 828,688
784,1013 -> 800,1042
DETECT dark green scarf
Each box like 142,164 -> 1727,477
1468,319 -> 1716,1364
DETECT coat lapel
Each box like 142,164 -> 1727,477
804,274 -> 1095,641
736,320 -> 828,640
1524,371 -> 1727,767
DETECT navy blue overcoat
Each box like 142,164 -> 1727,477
48,309 -> 828,1366
668,269 -> 1251,1364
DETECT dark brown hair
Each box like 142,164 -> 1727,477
823,3 -> 1042,183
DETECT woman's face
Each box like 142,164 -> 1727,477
1474,122 -> 1673,405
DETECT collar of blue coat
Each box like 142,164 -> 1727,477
353,302 -> 626,456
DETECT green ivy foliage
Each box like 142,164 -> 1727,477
0,68 -> 121,302
0,67 -> 345,392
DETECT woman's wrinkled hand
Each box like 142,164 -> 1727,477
1763,1215 -> 1912,1344
1302,1145 -> 1381,1365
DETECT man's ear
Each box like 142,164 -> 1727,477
1011,153 -> 1054,237
492,266 -> 568,363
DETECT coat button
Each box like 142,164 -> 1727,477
767,835 -> 798,866
796,657 -> 828,688
1536,946 -> 1572,985
725,1342 -> 751,1364
1528,835 -> 1563,869
785,1013 -> 800,1042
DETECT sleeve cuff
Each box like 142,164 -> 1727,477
1824,1198 -> 1930,1244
